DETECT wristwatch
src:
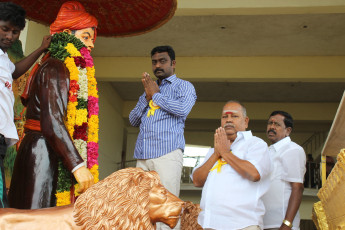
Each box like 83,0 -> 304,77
283,219 -> 293,228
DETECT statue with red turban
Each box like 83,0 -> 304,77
8,1 -> 99,209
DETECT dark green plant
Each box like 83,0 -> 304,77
48,32 -> 86,61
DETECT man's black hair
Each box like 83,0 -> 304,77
269,111 -> 294,129
0,2 -> 26,30
151,45 -> 175,61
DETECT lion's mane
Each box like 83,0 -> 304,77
74,168 -> 161,230
181,201 -> 202,230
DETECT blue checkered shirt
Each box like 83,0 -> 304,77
129,74 -> 197,159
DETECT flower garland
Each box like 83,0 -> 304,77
48,32 -> 99,206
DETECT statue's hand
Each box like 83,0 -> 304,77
73,166 -> 94,194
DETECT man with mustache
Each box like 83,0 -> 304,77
129,45 -> 196,230
262,111 -> 306,230
0,2 -> 51,208
192,100 -> 271,230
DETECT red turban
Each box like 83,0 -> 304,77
50,1 -> 98,38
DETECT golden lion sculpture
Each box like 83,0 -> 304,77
0,168 -> 184,230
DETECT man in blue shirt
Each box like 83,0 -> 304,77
129,45 -> 196,229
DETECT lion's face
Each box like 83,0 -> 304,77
74,168 -> 185,230
148,184 -> 184,228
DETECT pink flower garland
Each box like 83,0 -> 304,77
80,47 -> 93,67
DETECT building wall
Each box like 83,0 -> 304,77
300,196 -> 319,220
125,127 -> 139,162
98,82 -> 125,179
21,20 -> 49,55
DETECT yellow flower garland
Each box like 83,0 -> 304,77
55,42 -> 99,206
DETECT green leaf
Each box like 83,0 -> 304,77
48,32 -> 86,60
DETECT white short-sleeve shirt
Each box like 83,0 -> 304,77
262,136 -> 306,230
191,131 -> 271,230
0,49 -> 18,146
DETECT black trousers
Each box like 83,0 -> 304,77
0,134 -> 8,208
